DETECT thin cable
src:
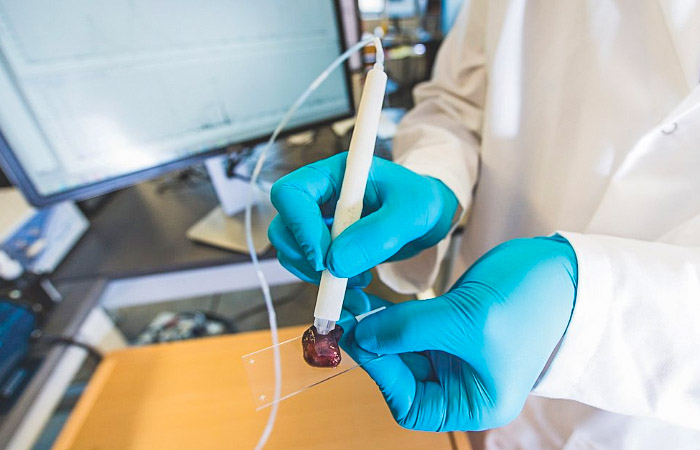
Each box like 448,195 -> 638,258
31,332 -> 103,362
245,36 -> 384,450
373,36 -> 384,66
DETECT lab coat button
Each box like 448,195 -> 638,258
661,122 -> 677,134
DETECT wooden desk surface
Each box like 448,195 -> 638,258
53,326 -> 470,450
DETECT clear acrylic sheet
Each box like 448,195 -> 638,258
241,307 -> 384,410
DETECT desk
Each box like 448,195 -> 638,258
53,127 -> 343,282
52,178 -> 300,312
6,127 -> 414,448
2,128 -> 349,448
53,325 -> 470,450
51,131 -> 343,310
52,171 -> 265,281
0,280 -> 126,449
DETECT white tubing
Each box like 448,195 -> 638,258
314,64 -> 387,328
246,37 -> 384,449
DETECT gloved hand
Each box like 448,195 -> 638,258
268,152 -> 459,287
339,235 -> 578,431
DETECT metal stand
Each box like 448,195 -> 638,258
186,153 -> 274,254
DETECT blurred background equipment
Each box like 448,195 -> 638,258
0,1 -> 354,206
0,302 -> 35,406
0,0 -> 358,253
0,188 -> 88,276
134,310 -> 234,345
441,0 -> 464,34
0,167 -> 10,188
357,0 -> 465,108
0,271 -> 62,321
0,1 -> 465,448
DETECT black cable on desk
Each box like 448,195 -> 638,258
229,283 -> 309,325
30,331 -> 103,363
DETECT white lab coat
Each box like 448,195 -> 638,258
377,0 -> 700,448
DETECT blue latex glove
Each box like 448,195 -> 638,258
340,235 -> 578,431
268,152 -> 458,287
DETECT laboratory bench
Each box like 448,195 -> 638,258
1,125 -> 436,449
50,325 -> 471,450
0,153 -> 297,448
0,279 -> 109,448
0,1 -> 447,444
1,175 -> 301,448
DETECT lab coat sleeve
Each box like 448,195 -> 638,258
377,0 -> 487,294
532,232 -> 700,431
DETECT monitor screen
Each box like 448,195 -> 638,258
359,0 -> 385,17
385,0 -> 417,19
0,0 -> 353,206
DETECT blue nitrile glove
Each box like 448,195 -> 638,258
339,235 -> 577,431
268,152 -> 458,287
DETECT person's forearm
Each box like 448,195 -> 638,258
391,0 -> 487,213
533,232 -> 700,431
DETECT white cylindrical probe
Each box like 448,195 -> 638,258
313,63 -> 387,335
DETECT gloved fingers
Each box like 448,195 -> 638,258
340,289 -> 393,319
338,291 -> 383,360
270,156 -> 348,271
338,323 -> 418,425
338,295 -> 451,429
270,215 -> 319,282
326,203 -> 428,278
397,380 -> 449,431
385,235 -> 447,263
277,251 -> 372,288
386,242 -> 424,262
353,347 -> 455,431
270,216 -> 372,287
338,289 -> 394,357
337,289 -> 391,345
354,297 -> 458,356
276,250 -> 319,285
399,352 -> 434,382
361,354 -> 419,423
352,351 -> 493,432
348,271 -> 373,289
397,357 -> 488,432
423,350 -> 519,432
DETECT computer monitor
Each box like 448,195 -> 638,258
0,1 -> 354,207
358,0 -> 420,19
359,0 -> 386,19
385,0 -> 418,19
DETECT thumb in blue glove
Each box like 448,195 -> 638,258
340,235 -> 577,431
268,152 -> 459,287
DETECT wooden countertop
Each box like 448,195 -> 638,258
53,325 -> 470,450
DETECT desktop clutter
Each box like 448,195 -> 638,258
0,187 -> 87,410
0,1 -> 448,448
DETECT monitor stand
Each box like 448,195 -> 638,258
186,153 -> 274,254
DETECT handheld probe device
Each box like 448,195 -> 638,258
244,36 -> 386,449
313,62 -> 387,335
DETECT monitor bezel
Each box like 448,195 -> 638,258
0,0 -> 356,207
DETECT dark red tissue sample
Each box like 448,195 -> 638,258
302,325 -> 344,368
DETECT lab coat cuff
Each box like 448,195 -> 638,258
375,147 -> 472,294
532,231 -> 614,398
376,244 -> 445,294
376,210 -> 462,295
396,148 -> 472,218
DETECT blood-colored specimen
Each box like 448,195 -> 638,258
301,325 -> 344,368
